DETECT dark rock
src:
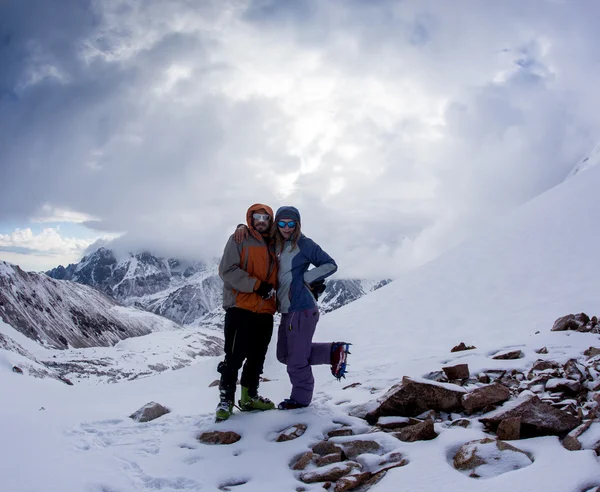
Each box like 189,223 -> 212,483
535,347 -> 548,354
545,378 -> 582,395
451,342 -> 476,352
552,315 -> 579,331
276,423 -> 307,442
575,313 -> 591,325
453,438 -> 532,478
497,416 -> 521,440
492,349 -> 523,360
449,419 -> 471,428
328,428 -> 355,438
374,452 -> 408,473
198,431 -> 241,445
562,421 -> 593,451
129,401 -> 170,422
352,470 -> 387,491
424,370 -> 448,383
316,452 -> 344,467
563,359 -> 585,382
365,376 -> 466,423
480,395 -> 581,437
462,383 -> 511,413
343,382 -> 362,390
300,462 -> 361,484
477,373 -> 490,384
531,360 -> 559,372
333,472 -> 371,491
584,347 -> 600,358
443,364 -> 470,380
12,366 -> 23,374
292,451 -> 315,470
393,419 -> 437,442
339,440 -> 381,459
313,441 -> 344,456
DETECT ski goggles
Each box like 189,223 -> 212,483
252,213 -> 271,221
277,220 -> 297,229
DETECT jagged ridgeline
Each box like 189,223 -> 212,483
46,247 -> 391,325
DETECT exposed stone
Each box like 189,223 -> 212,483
535,347 -> 548,354
334,473 -> 371,492
393,419 -> 437,442
562,421 -> 593,451
352,470 -> 387,491
317,452 -> 344,467
424,370 -> 448,383
584,347 -> 600,358
531,360 -> 559,372
453,438 -> 532,478
478,373 -> 490,384
312,441 -> 344,456
492,349 -> 523,360
300,461 -> 361,484
575,313 -> 591,325
328,428 -> 355,438
443,364 -> 470,380
564,359 -> 586,382
480,395 -> 581,437
129,401 -> 170,422
198,430 -> 241,445
339,440 -> 382,459
292,451 -> 315,471
497,416 -> 521,440
545,378 -> 582,395
276,423 -> 307,442
552,314 -> 579,332
449,418 -> 471,428
365,376 -> 466,423
12,366 -> 23,374
462,383 -> 511,413
374,452 -> 408,473
376,416 -> 411,430
451,342 -> 476,352
343,382 -> 362,390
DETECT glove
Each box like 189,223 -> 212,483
309,280 -> 326,300
255,281 -> 274,299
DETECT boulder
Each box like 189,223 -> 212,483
480,394 -> 580,437
333,473 -> 371,492
584,347 -> 600,358
563,359 -> 586,382
545,378 -> 582,395
312,441 -> 344,456
198,431 -> 241,445
365,376 -> 466,423
497,416 -> 521,440
300,461 -> 361,484
492,349 -> 523,360
328,428 -> 355,438
373,452 -> 408,473
552,315 -> 579,331
462,383 -> 511,413
339,439 -> 382,459
563,421 -> 593,451
316,452 -> 344,467
453,438 -> 532,478
129,402 -> 170,423
443,364 -> 470,380
535,347 -> 549,354
12,366 -> 23,374
291,451 -> 315,470
451,342 -> 476,352
276,424 -> 307,442
393,419 -> 437,442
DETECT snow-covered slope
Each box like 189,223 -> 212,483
568,141 -> 600,178
47,248 -> 390,325
0,261 -> 182,349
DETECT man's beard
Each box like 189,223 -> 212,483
255,223 -> 269,233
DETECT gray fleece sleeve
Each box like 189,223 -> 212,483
218,236 -> 259,292
302,237 -> 338,284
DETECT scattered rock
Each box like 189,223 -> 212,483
393,419 -> 437,442
292,451 -> 315,470
12,366 -> 23,374
451,342 -> 476,352
424,370 -> 448,383
449,418 -> 471,428
480,394 -> 581,437
477,373 -> 490,384
492,349 -> 523,360
453,438 -> 533,478
545,378 -> 582,395
276,423 -> 307,442
316,452 -> 344,467
563,359 -> 586,382
343,382 -> 362,390
531,360 -> 559,372
584,347 -> 600,358
374,452 -> 408,473
300,461 -> 361,484
339,440 -> 382,459
462,383 -> 511,413
333,472 -> 371,492
497,416 -> 521,440
129,402 -> 170,422
562,420 -> 593,451
536,347 -> 548,354
198,431 -> 241,445
552,315 -> 580,332
312,441 -> 344,456
443,364 -> 470,380
352,470 -> 387,491
365,376 -> 466,423
328,428 -> 355,438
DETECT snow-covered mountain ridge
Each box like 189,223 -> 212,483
46,247 -> 390,324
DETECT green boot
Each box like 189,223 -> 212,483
239,386 -> 275,411
215,400 -> 234,422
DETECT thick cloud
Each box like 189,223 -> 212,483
1,0 -> 599,276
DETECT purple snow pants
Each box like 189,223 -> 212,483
277,306 -> 331,406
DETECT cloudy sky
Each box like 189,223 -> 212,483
1,0 -> 599,277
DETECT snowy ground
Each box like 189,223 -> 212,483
1,165 -> 600,491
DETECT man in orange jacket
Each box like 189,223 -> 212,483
216,203 -> 278,421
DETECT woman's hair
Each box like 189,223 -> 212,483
271,220 -> 302,253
